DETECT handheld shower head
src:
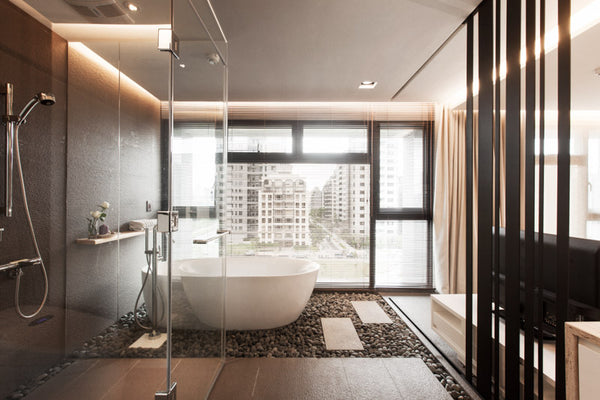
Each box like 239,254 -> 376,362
18,92 -> 55,125
37,92 -> 56,106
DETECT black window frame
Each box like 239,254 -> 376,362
224,119 -> 433,289
371,121 -> 434,289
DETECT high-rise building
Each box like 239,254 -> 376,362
258,176 -> 310,246
323,165 -> 369,237
217,163 -> 293,240
310,187 -> 323,211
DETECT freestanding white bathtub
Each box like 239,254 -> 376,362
180,256 -> 319,330
141,257 -> 319,330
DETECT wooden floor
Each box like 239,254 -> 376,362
23,357 -> 451,400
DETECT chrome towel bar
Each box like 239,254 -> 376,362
193,229 -> 230,244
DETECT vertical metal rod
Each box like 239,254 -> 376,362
152,227 -> 159,336
505,0 -> 522,397
555,0 -> 571,397
493,1 -> 501,397
477,1 -> 494,396
465,15 -> 474,384
524,0 -> 537,397
4,82 -> 14,217
537,1 -> 546,398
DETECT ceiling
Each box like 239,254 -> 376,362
15,0 -> 600,109
398,0 -> 600,110
18,0 -> 479,102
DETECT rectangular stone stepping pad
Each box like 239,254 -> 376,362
321,318 -> 364,350
351,301 -> 393,324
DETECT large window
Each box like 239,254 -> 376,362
219,163 -> 370,286
535,123 -> 600,241
374,124 -> 432,288
172,120 -> 434,288
226,122 -> 370,287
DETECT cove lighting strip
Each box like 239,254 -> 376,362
69,42 -> 158,102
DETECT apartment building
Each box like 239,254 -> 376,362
258,175 -> 310,246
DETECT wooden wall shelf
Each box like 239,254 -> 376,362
75,231 -> 145,245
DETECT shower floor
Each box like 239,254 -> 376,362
9,292 -> 474,399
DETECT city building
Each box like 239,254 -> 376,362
258,175 -> 310,246
217,163 -> 292,240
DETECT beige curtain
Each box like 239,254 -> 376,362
433,106 -> 469,294
434,106 -> 527,294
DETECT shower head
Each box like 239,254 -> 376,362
37,92 -> 56,106
18,92 -> 55,125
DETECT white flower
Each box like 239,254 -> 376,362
91,210 -> 101,219
101,201 -> 110,209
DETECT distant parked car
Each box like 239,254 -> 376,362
245,250 -> 256,256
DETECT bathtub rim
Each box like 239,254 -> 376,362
141,256 -> 320,278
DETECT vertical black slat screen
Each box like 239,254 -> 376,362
493,0 -> 501,397
537,0 -> 546,398
477,1 -> 494,397
505,0 -> 521,398
465,15 -> 474,383
524,0 -> 536,398
556,0 -> 571,397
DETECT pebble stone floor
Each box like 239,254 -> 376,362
7,292 -> 470,400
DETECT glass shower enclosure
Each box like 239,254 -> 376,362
63,1 -> 228,398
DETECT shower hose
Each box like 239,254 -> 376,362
13,125 -> 48,319
133,244 -> 165,330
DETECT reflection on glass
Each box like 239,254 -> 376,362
379,127 -> 423,209
217,163 -> 370,285
173,132 -> 217,207
303,126 -> 368,153
229,126 -> 292,152
375,220 -> 428,287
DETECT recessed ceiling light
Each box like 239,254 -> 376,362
124,2 -> 139,12
179,63 -> 186,68
359,81 -> 377,89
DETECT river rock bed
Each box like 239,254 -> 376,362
8,292 -> 471,400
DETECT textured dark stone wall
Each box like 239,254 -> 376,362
65,44 -> 161,351
0,1 -> 67,397
0,2 -> 162,396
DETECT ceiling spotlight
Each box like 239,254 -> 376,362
359,81 -> 377,89
124,2 -> 139,12
179,63 -> 186,68
207,53 -> 220,65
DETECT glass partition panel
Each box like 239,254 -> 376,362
169,0 -> 228,397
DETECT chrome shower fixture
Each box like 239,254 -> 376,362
18,92 -> 56,125
1,82 -> 54,319
3,84 -> 55,216
2,82 -> 15,217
